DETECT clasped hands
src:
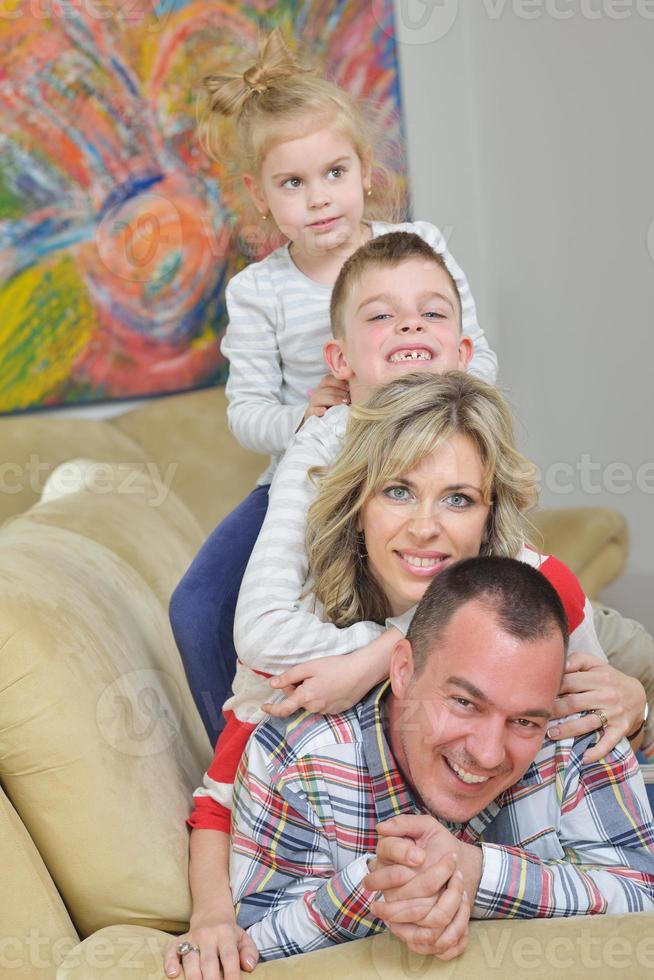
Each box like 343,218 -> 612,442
363,814 -> 483,961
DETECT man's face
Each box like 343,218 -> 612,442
387,600 -> 564,823
324,258 -> 473,405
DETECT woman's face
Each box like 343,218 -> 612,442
359,434 -> 491,617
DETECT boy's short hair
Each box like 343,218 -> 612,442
330,231 -> 462,340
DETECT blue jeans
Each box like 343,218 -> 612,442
169,484 -> 270,744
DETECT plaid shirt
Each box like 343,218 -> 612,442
230,682 -> 654,961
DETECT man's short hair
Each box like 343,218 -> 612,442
407,556 -> 569,674
330,231 -> 462,340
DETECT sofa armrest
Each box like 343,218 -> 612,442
529,507 -> 629,602
59,912 -> 654,979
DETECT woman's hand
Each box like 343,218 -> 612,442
169,830 -> 258,980
264,650 -> 373,717
547,651 -> 647,763
163,914 -> 258,980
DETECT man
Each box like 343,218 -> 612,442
230,557 -> 654,962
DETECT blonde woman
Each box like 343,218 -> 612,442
168,372 -> 646,979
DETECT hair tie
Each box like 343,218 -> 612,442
243,66 -> 268,95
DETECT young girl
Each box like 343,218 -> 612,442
168,29 -> 498,744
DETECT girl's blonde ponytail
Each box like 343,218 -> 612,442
202,29 -> 311,120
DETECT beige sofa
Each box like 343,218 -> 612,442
1,387 -> 651,980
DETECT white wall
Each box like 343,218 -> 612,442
395,0 -> 654,629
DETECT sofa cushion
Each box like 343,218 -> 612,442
530,507 -> 628,600
57,926 -> 170,979
33,459 -> 205,609
0,478 -> 211,937
0,787 -> 79,977
0,415 -> 149,528
111,387 -> 266,534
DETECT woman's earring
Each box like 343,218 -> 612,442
260,211 -> 268,221
366,186 -> 372,198
356,531 -> 368,560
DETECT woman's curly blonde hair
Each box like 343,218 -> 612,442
198,28 -> 404,223
306,372 -> 539,628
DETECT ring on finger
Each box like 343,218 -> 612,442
177,941 -> 201,957
590,707 -> 609,731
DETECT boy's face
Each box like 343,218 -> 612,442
324,257 -> 473,405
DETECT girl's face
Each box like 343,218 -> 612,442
245,125 -> 370,261
359,434 -> 491,617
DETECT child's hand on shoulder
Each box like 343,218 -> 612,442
301,373 -> 350,425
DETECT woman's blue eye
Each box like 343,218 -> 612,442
282,177 -> 302,188
328,167 -> 345,179
446,493 -> 472,508
383,485 -> 412,502
424,311 -> 446,319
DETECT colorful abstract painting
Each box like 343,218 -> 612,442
0,0 -> 404,413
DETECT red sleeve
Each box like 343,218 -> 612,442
536,555 -> 586,633
187,796 -> 232,833
187,712 -> 257,832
